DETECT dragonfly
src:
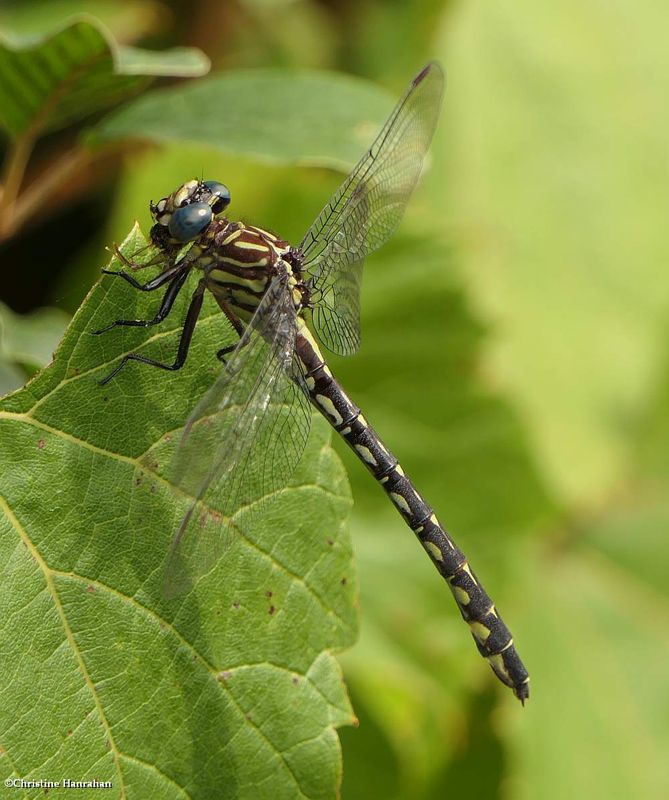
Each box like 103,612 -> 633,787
95,62 -> 529,703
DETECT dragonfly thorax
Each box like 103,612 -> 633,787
193,219 -> 307,320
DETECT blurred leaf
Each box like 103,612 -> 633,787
350,0 -> 451,83
583,488 -> 669,601
0,16 -> 209,140
334,237 -> 553,537
635,338 -> 669,483
439,0 -> 669,505
116,44 -> 211,76
436,689 -> 505,800
0,1 -> 166,43
0,300 -> 69,368
428,5 -> 669,799
511,536 -> 669,800
234,0 -> 337,70
0,300 -> 69,394
89,69 -> 394,169
339,687 -> 400,800
0,226 -> 357,798
0,360 -> 25,397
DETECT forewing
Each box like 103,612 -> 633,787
301,62 -> 444,355
158,275 -> 312,598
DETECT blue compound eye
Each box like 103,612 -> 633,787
203,180 -> 231,214
168,202 -> 213,242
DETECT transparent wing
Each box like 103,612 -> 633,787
300,62 -> 444,355
158,275 -> 312,598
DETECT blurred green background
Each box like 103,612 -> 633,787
1,1 -> 668,798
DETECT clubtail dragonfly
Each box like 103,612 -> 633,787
95,63 -> 529,703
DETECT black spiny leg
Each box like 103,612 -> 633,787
211,294 -> 245,364
98,280 -> 206,386
94,267 -> 190,334
100,260 -> 187,293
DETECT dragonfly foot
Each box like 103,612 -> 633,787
216,345 -> 236,363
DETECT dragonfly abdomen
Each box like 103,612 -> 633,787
296,322 -> 530,702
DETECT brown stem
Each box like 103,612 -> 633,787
0,139 -> 149,243
0,49 -> 108,240
7,147 -> 92,238
0,133 -> 36,237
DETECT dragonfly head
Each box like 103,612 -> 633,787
149,179 -> 231,245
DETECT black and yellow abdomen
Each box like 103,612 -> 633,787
295,319 -> 530,702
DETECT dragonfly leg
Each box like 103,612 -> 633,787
211,293 -> 246,335
100,260 -> 187,292
210,294 -> 244,363
94,268 -> 190,334
216,344 -> 237,363
98,280 -> 206,386
107,243 -> 165,271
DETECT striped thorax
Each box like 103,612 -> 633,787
197,221 -> 302,320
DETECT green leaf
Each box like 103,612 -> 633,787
0,299 -> 69,367
0,360 -> 25,398
0,16 -> 209,139
0,301 -> 69,394
0,1 -> 174,45
0,227 -> 357,799
89,69 -> 395,169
